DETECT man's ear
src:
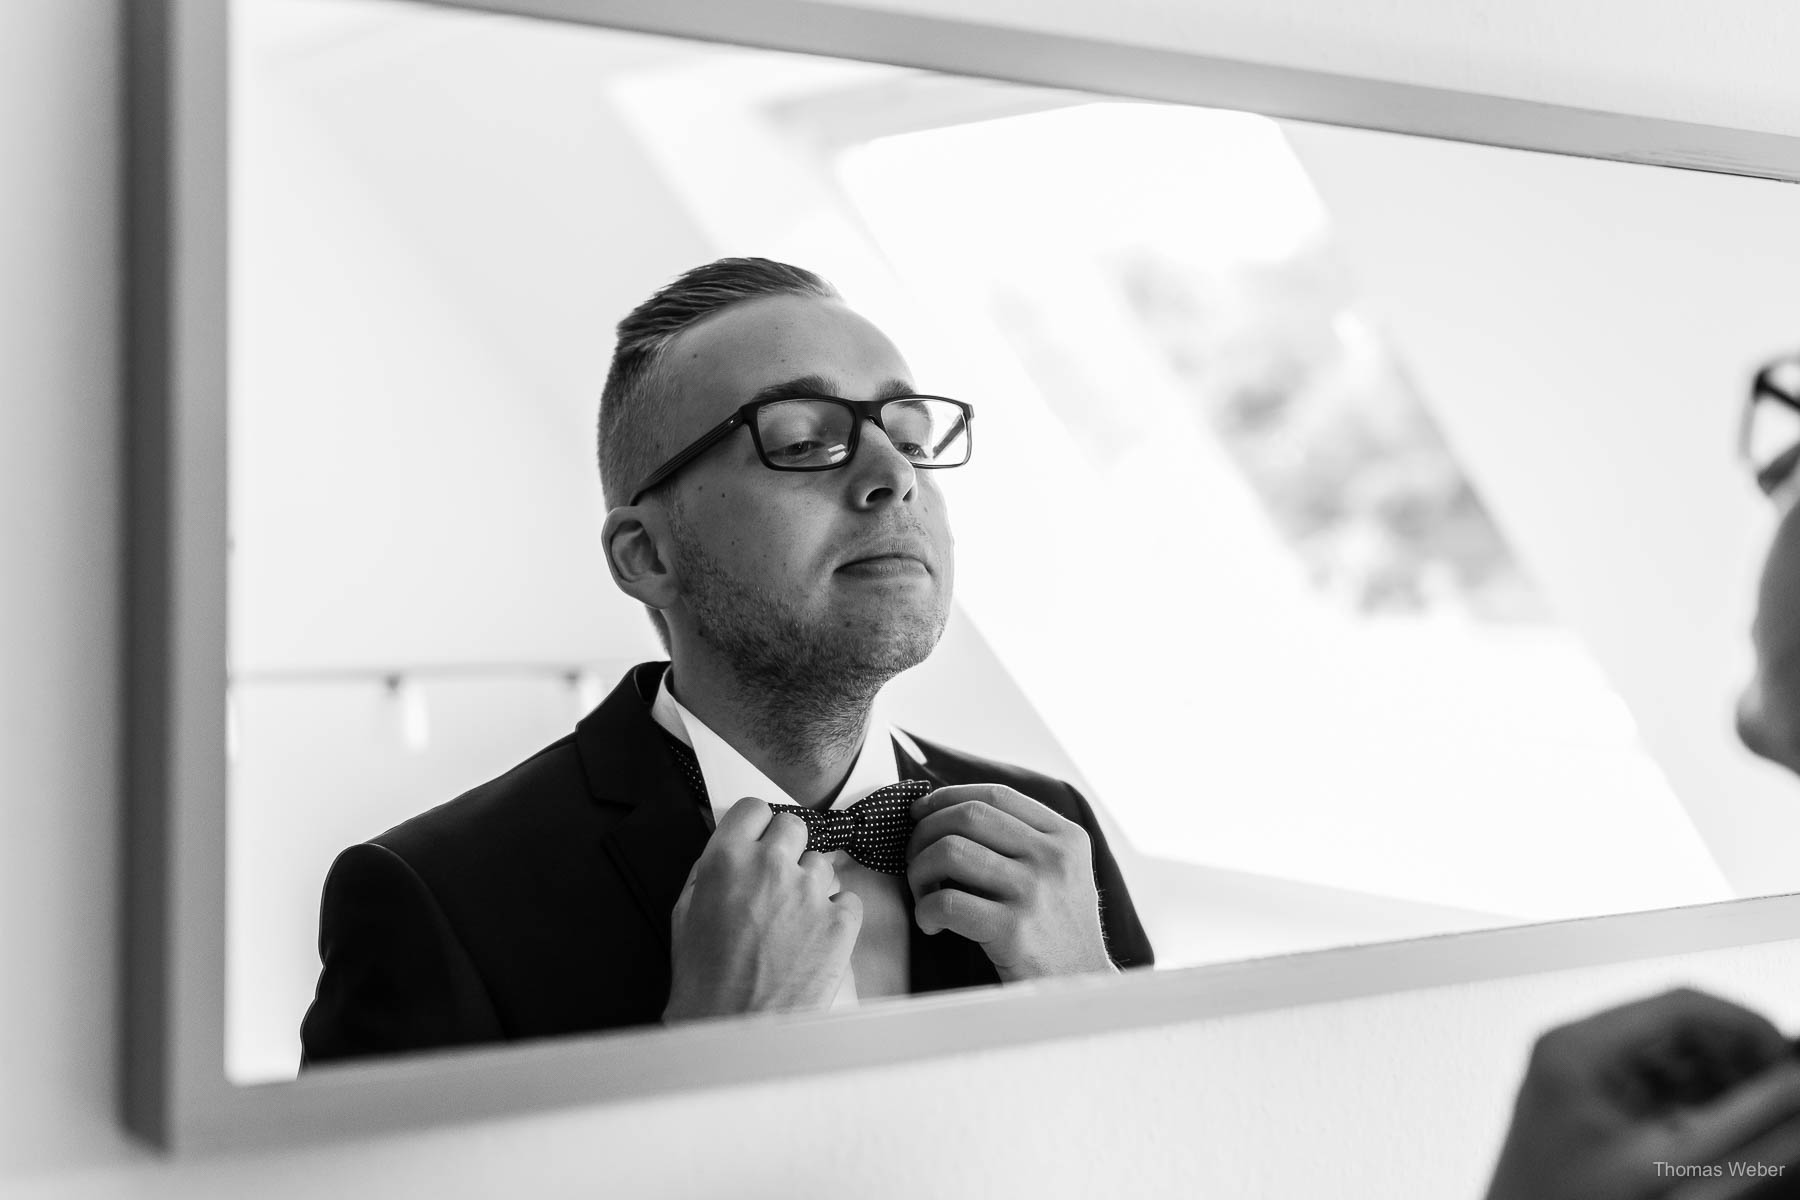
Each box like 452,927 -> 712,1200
602,506 -> 679,613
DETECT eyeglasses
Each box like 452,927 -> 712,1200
1745,355 -> 1800,498
626,394 -> 974,505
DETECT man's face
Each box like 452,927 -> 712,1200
653,293 -> 955,686
1738,482 -> 1800,774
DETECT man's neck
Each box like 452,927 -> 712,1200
665,658 -> 877,809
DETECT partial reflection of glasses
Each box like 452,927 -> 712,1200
626,394 -> 974,505
1745,355 -> 1800,498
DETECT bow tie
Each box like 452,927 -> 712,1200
659,730 -> 930,874
767,780 -> 933,875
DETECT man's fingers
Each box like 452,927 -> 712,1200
914,887 -> 1005,943
1665,1100 -> 1800,1200
828,888 -> 864,931
1535,987 -> 1791,1103
713,795 -> 776,842
906,834 -> 1031,904
1572,988 -> 1787,1067
1662,1061 -> 1800,1169
671,859 -> 701,926
798,850 -> 840,898
907,800 -> 1040,864
910,783 -> 1066,834
759,810 -> 810,861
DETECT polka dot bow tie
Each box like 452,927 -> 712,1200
659,730 -> 931,874
768,780 -> 934,875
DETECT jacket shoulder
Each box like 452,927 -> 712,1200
366,733 -> 603,879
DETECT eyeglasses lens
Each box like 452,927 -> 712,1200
880,398 -> 970,466
753,398 -> 971,470
755,400 -> 855,468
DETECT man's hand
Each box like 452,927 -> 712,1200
904,783 -> 1114,981
662,797 -> 861,1022
1487,987 -> 1800,1200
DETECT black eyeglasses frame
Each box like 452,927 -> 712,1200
625,394 -> 974,505
1745,356 -> 1800,498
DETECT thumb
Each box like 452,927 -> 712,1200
671,858 -> 701,923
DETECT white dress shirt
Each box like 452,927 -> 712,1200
650,672 -> 928,1009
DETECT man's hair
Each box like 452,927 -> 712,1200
597,257 -> 840,649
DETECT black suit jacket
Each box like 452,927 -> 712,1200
300,661 -> 1153,1065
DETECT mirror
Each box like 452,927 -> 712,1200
221,0 -> 1800,1085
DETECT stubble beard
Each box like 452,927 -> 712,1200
668,507 -> 947,768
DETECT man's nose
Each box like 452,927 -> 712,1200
846,417 -> 918,507
1771,465 -> 1800,519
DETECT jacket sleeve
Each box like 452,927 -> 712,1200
300,842 -> 505,1067
1062,783 -> 1156,971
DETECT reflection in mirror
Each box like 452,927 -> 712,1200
227,0 -> 1800,1085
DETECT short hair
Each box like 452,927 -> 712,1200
597,257 -> 840,648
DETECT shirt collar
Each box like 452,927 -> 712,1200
650,669 -> 926,828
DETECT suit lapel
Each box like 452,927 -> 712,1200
896,733 -> 1003,995
580,662 -> 711,953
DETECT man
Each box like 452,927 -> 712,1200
1483,353 -> 1800,1198
1735,350 -> 1800,779
301,258 -> 1151,1063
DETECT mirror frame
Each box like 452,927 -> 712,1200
124,0 -> 1800,1152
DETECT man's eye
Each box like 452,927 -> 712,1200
894,442 -> 927,459
766,437 -> 849,467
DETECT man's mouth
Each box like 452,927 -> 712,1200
838,554 -> 929,576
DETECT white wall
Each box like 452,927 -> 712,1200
14,1 -> 1800,1197
1283,124 -> 1800,895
